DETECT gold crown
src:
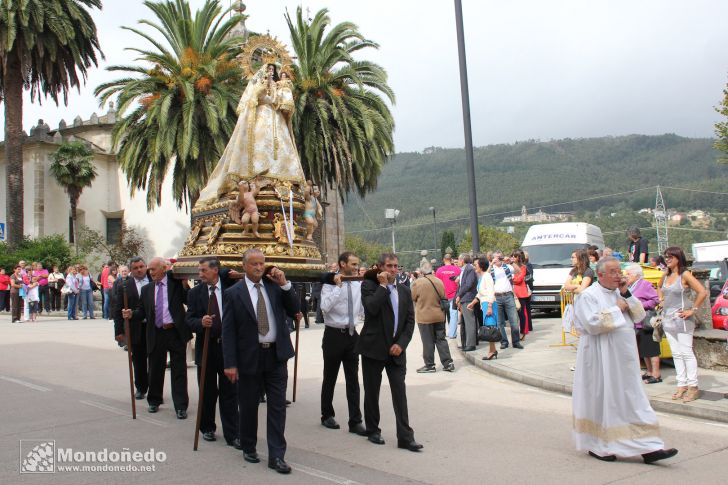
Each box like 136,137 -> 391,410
240,35 -> 292,80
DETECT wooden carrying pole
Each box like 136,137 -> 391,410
122,283 -> 136,419
193,294 -> 213,451
292,315 -> 301,402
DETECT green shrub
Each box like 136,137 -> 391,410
0,235 -> 75,272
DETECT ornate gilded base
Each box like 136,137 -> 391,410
173,185 -> 325,279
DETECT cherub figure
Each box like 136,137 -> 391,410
229,179 -> 261,238
303,180 -> 322,241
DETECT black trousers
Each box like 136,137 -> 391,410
197,339 -> 238,442
237,346 -> 287,460
49,287 -> 61,311
147,327 -> 188,410
0,289 -> 9,312
361,355 -> 414,441
131,327 -> 149,394
11,293 -> 22,322
39,285 -> 50,313
321,326 -> 362,425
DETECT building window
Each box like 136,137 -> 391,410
106,217 -> 122,244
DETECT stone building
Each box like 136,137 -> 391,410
0,106 -> 344,264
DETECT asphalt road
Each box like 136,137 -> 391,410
1,317 -> 727,484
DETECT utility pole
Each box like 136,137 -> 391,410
454,0 -> 480,253
654,185 -> 669,253
429,207 -> 437,254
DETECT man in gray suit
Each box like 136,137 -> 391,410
455,253 -> 478,351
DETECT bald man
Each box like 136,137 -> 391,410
123,257 -> 191,418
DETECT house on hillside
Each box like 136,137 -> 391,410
502,205 -> 571,223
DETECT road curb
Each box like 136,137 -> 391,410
461,349 -> 728,424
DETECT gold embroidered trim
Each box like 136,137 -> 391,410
573,417 -> 660,442
598,310 -> 616,330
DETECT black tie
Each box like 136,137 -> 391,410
208,285 -> 222,337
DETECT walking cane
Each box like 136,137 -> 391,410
122,282 -> 136,419
193,293 -> 213,451
292,313 -> 302,402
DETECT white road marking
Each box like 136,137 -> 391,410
0,375 -> 51,392
258,453 -> 363,484
80,400 -> 167,427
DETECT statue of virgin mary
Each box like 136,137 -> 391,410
196,63 -> 305,207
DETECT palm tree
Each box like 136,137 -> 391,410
285,7 -> 395,198
0,0 -> 103,247
94,0 -> 245,211
50,141 -> 98,254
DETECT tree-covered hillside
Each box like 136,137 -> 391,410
344,134 -> 728,267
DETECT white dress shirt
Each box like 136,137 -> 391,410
245,276 -> 292,343
492,265 -> 514,294
134,275 -> 149,295
320,280 -> 364,328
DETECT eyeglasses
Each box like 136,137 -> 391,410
664,255 -> 674,260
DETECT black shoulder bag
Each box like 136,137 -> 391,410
425,276 -> 450,317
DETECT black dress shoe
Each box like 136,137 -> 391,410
176,409 -> 187,419
148,404 -> 159,413
321,417 -> 340,429
397,439 -> 424,452
202,431 -> 216,442
500,343 -> 508,349
268,457 -> 291,474
513,343 -> 524,349
259,395 -> 266,403
243,451 -> 260,463
286,400 -> 292,406
642,448 -> 678,464
367,433 -> 385,445
462,346 -> 476,351
226,438 -> 242,450
134,391 -> 145,400
349,423 -> 367,436
589,451 -> 616,462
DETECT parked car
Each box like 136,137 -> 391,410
711,280 -> 728,330
692,259 -> 728,303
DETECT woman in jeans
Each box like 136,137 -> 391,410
657,246 -> 707,403
78,266 -> 95,319
65,266 -> 80,320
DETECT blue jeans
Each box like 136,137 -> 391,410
80,289 -> 94,318
496,292 -> 521,347
447,298 -> 459,338
67,293 -> 78,319
102,288 -> 111,319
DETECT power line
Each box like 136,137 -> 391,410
349,186 -> 658,234
660,185 -> 728,197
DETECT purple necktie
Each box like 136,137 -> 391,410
155,281 -> 165,328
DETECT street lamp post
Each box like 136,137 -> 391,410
429,206 -> 437,256
385,208 -> 400,254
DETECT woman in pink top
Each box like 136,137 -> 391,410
511,250 -> 532,340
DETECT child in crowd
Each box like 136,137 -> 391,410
27,277 -> 40,322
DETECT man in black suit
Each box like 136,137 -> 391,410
113,257 -> 150,400
222,248 -> 299,474
185,257 -> 239,447
122,257 -> 191,418
356,253 -> 422,452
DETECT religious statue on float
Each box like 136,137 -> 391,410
175,35 -> 325,279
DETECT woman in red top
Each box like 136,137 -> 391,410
511,250 -> 532,339
0,268 -> 11,313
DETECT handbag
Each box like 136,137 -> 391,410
424,276 -> 450,317
478,324 -> 501,342
650,307 -> 664,343
61,285 -> 71,295
641,309 -> 656,331
515,297 -> 522,311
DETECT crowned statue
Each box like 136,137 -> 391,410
174,36 -> 325,278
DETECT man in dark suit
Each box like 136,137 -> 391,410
113,257 -> 150,400
122,257 -> 191,418
223,248 -> 299,474
356,253 -> 422,452
185,257 -> 239,447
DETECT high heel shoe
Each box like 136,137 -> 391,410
482,351 -> 498,361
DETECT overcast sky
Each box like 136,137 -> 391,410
5,0 -> 728,152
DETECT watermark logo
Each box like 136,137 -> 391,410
20,440 -> 55,474
19,440 -> 165,474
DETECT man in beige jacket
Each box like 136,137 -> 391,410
411,260 -> 454,373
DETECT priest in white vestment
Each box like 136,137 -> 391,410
572,257 -> 678,464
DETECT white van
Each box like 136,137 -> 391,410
521,222 -> 604,311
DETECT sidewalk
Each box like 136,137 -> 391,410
461,316 -> 728,423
